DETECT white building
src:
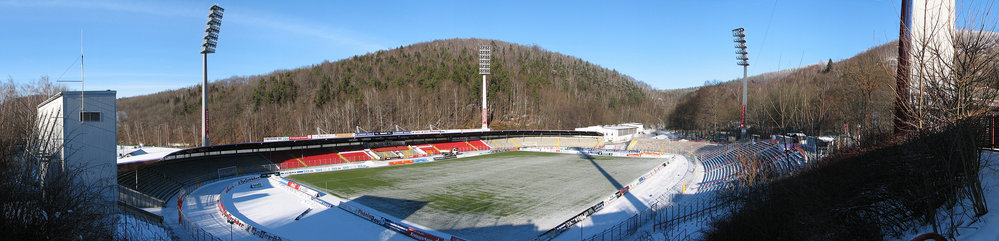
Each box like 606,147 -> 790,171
575,124 -> 639,142
36,90 -> 118,205
904,0 -> 955,118
619,123 -> 646,134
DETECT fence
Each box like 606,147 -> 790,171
119,185 -> 167,208
982,115 -> 996,150
535,153 -> 678,241
176,185 -> 223,241
116,202 -> 171,241
569,151 -> 733,241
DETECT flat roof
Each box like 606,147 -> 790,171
604,125 -> 638,130
37,90 -> 117,108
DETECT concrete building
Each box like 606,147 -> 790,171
575,124 -> 639,142
903,0 -> 956,125
619,123 -> 647,134
35,90 -> 118,205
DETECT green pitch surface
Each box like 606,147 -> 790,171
289,151 -> 665,240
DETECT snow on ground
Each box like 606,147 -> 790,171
224,177 -> 412,241
176,177 -> 256,240
114,214 -> 171,241
892,150 -> 999,241
170,175 -> 411,241
552,153 -> 699,241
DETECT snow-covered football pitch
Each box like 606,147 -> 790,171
289,151 -> 669,240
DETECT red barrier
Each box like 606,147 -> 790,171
408,228 -> 445,241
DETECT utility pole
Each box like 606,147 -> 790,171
201,4 -> 224,146
733,28 -> 749,139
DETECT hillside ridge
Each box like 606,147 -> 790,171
117,38 -> 687,146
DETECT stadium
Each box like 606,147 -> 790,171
116,129 -> 813,241
7,1 -> 998,240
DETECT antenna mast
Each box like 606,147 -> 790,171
81,30 -> 85,117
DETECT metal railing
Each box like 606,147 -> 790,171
574,151 -> 735,241
116,202 -> 171,241
119,185 -> 167,208
176,184 -> 222,241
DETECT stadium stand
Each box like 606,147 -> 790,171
414,144 -> 440,155
626,140 -> 639,150
626,139 -> 709,154
431,141 -> 477,152
373,151 -> 399,160
467,140 -> 492,150
486,139 -> 517,149
398,147 -> 427,158
117,154 -> 275,203
266,148 -> 345,169
558,137 -> 601,149
508,137 -> 525,148
539,137 -> 559,147
517,137 -> 538,147
339,150 -> 374,162
694,140 -> 809,192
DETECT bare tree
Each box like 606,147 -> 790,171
892,1 -> 998,235
1,77 -> 119,240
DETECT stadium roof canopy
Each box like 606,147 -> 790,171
152,130 -> 600,164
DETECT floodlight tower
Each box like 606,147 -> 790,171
478,45 -> 491,130
733,28 -> 749,139
201,4 -> 223,147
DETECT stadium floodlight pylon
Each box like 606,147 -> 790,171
479,44 -> 491,130
733,28 -> 749,139
201,4 -> 223,147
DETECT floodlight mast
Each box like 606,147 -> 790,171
733,28 -> 749,139
479,45 -> 491,130
201,4 -> 223,147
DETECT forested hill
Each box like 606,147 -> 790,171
117,38 -> 690,146
668,41 -> 899,136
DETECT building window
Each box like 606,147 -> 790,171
81,111 -> 101,122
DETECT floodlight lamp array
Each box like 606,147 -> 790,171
732,28 -> 749,66
478,45 -> 491,75
201,4 -> 224,54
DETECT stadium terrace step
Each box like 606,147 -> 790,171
467,140 -> 491,150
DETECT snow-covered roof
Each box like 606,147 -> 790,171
604,125 -> 637,130
117,146 -> 181,165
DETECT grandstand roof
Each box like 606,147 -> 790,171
154,130 -> 600,164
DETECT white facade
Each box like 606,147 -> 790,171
906,0 -> 955,114
575,124 -> 639,142
619,123 -> 646,134
36,90 -> 118,204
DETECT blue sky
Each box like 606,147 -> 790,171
1,0 -> 994,98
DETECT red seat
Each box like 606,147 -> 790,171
340,151 -> 372,162
468,140 -> 491,150
431,142 -> 476,152
371,146 -> 410,152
